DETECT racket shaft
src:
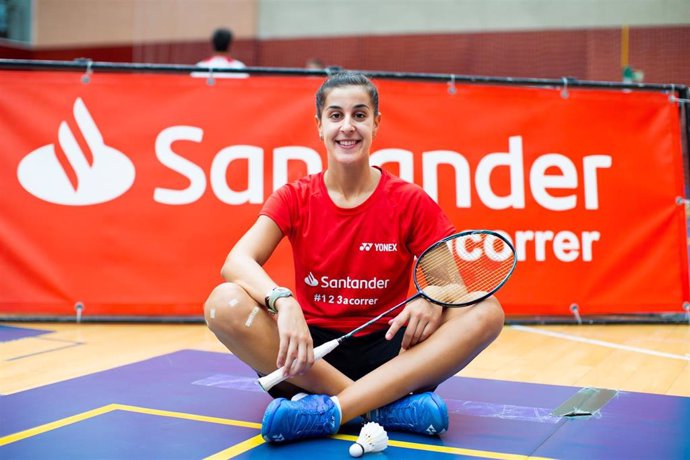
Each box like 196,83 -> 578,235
257,339 -> 340,392
258,292 -> 421,392
346,292 -> 422,338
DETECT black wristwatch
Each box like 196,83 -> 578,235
264,287 -> 293,314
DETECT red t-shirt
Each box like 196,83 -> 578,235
260,168 -> 455,333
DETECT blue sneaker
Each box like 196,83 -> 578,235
369,392 -> 448,435
261,394 -> 341,443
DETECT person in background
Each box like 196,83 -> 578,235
305,58 -> 324,70
192,27 -> 248,78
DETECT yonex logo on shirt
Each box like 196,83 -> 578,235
359,242 -> 398,252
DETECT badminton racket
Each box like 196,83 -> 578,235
258,229 -> 516,392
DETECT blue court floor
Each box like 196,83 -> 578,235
0,324 -> 50,342
1,341 -> 689,459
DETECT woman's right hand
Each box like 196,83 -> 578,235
275,299 -> 315,378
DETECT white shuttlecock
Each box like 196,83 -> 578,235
349,422 -> 388,457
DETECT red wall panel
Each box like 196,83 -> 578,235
0,71 -> 687,318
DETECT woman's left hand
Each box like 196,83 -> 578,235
385,297 -> 443,350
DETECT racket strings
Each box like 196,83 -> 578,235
415,234 -> 515,305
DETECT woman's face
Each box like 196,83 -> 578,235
316,85 -> 381,166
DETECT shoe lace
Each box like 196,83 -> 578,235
377,399 -> 418,428
293,404 -> 336,436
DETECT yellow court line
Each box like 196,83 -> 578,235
0,404 -> 119,446
203,434 -> 265,460
111,404 -> 262,429
332,434 -> 554,460
0,403 -> 261,447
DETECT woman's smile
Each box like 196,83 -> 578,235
335,138 -> 361,149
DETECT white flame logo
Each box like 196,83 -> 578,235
304,272 -> 318,287
17,98 -> 135,206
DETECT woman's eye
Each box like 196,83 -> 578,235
329,113 -> 341,120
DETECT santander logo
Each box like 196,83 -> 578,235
17,98 -> 135,206
304,272 -> 319,287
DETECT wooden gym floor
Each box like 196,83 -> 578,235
1,322 -> 688,397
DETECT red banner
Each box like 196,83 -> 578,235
0,71 -> 687,317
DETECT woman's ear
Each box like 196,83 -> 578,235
372,112 -> 382,137
315,115 -> 323,140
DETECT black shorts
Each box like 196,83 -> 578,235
264,325 -> 407,399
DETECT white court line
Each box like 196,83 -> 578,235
510,325 -> 690,362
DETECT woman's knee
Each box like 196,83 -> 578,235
445,295 -> 504,342
477,296 -> 505,340
204,282 -> 256,332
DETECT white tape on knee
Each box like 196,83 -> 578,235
245,306 -> 260,327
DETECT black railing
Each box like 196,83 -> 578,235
0,57 -> 687,93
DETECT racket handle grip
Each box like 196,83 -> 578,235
257,339 -> 340,392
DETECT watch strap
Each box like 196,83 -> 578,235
265,287 -> 293,314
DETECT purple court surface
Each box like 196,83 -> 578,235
0,325 -> 51,342
1,349 -> 688,459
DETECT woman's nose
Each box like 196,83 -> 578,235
340,116 -> 355,131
